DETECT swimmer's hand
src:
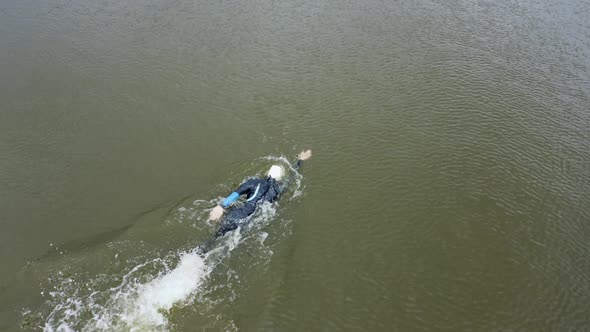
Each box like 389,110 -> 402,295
298,149 -> 312,160
208,205 -> 224,222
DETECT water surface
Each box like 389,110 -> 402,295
1,0 -> 589,330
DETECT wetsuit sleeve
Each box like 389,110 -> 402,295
294,159 -> 303,170
221,192 -> 240,208
221,179 -> 257,208
235,179 -> 258,195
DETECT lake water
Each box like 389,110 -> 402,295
1,0 -> 589,330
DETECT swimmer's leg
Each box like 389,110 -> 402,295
197,219 -> 239,254
216,207 -> 250,237
197,238 -> 216,254
216,221 -> 239,237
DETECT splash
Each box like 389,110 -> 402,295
38,155 -> 303,331
41,233 -> 244,331
117,251 -> 209,329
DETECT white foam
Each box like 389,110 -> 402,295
40,155 -> 301,331
42,234 -> 247,331
119,252 -> 211,329
49,322 -> 75,332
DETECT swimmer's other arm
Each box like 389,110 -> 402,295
295,149 -> 312,169
207,184 -> 249,222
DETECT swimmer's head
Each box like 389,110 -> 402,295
267,165 -> 285,181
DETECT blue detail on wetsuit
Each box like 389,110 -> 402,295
222,192 -> 239,208
246,184 -> 261,202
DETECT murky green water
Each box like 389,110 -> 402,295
1,0 -> 590,330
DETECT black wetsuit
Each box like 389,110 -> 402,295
216,160 -> 303,237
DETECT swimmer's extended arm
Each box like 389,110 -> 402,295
295,150 -> 312,168
278,150 -> 313,194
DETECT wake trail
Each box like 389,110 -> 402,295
38,155 -> 303,332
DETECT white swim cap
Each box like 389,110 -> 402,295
267,165 -> 285,180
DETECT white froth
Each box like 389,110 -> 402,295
120,252 -> 210,328
40,155 -> 300,331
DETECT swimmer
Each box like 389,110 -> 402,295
208,150 -> 312,237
